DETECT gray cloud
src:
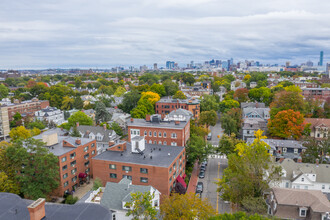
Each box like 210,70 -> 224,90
0,0 -> 330,68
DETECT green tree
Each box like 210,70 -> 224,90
186,134 -> 213,166
131,105 -> 148,119
0,172 -> 20,194
10,112 -> 23,128
199,110 -> 217,129
248,87 -> 273,106
200,95 -> 219,112
0,84 -> 10,99
125,191 -> 158,220
172,90 -> 187,99
95,102 -> 112,124
26,120 -> 46,130
163,79 -> 179,96
302,136 -> 330,164
73,96 -> 84,109
217,130 -> 281,208
61,96 -> 74,110
216,134 -> 243,157
219,99 -> 239,113
70,126 -> 81,137
114,86 -> 126,97
5,138 -> 59,199
150,83 -> 166,96
67,111 -> 93,129
160,193 -> 215,220
118,92 -> 141,113
93,177 -> 103,190
65,195 -> 79,204
110,122 -> 123,136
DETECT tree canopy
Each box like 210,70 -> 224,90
125,191 -> 158,220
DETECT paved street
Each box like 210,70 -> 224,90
198,155 -> 231,214
208,114 -> 224,146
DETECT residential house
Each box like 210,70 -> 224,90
302,88 -> 330,101
92,136 -> 186,197
0,193 -> 111,220
111,112 -> 131,133
76,124 -> 120,155
267,188 -> 330,219
35,107 -> 65,125
82,178 -> 160,220
230,80 -> 246,91
278,158 -> 330,193
305,118 -> 330,139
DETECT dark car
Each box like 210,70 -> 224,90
199,170 -> 205,178
196,182 -> 203,193
207,133 -> 212,140
200,164 -> 206,171
201,160 -> 208,166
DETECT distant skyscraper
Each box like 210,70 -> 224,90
306,60 -> 313,67
285,61 -> 290,67
256,61 -> 260,67
166,61 -> 175,69
319,51 -> 324,66
153,63 -> 158,70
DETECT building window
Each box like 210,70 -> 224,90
154,141 -> 157,144
164,141 -> 167,145
64,181 -> 68,187
294,148 -> 298,154
140,177 -> 148,183
110,173 -> 117,178
122,166 -> 132,172
71,160 -> 76,167
159,132 -> 162,137
62,165 -> 67,171
169,177 -> 172,183
149,140 -> 152,144
285,182 -> 289,188
169,167 -> 172,174
84,153 -> 89,160
85,161 -> 90,167
149,131 -> 152,137
301,178 -> 304,182
71,168 -> 77,175
61,157 -> 67,162
304,186 -> 308,189
86,168 -> 90,173
72,176 -> 77,183
91,143 -> 95,148
158,141 -> 162,145
164,132 -> 167,137
154,200 -> 158,207
171,142 -> 177,146
154,132 -> 157,137
84,146 -> 89,152
144,131 -> 147,136
140,168 -> 148,174
283,147 -> 287,153
299,208 -> 307,217
322,185 -> 325,189
70,152 -> 76,159
92,150 -> 95,155
63,173 -> 68,179
123,175 -> 132,180
171,133 -> 177,138
109,164 -> 116,169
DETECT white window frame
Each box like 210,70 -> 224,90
171,133 -> 177,139
299,208 -> 307,217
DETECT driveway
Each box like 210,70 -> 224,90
198,156 -> 231,214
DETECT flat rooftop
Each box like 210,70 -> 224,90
93,143 -> 184,168
128,118 -> 188,129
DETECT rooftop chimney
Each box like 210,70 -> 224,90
75,139 -> 81,145
146,114 -> 151,122
103,123 -> 107,131
27,198 -> 45,220
131,118 -> 134,123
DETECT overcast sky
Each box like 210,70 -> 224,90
1,0 -> 330,69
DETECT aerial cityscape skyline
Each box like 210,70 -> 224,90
1,0 -> 330,69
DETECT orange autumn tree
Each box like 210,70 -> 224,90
268,109 -> 306,140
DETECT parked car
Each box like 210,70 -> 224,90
201,160 -> 208,166
196,182 -> 203,193
200,164 -> 206,171
207,132 -> 212,140
199,170 -> 205,178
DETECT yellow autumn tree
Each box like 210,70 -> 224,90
140,91 -> 160,105
9,126 -> 31,141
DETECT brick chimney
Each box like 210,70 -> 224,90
27,198 -> 45,220
146,114 -> 151,122
103,123 -> 107,131
75,139 -> 81,145
130,118 -> 134,123
297,157 -> 302,163
76,122 -> 79,127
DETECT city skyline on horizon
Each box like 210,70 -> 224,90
1,0 -> 330,69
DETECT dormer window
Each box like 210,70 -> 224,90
301,178 -> 304,182
299,208 -> 307,217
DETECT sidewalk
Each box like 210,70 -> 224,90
186,161 -> 199,193
73,179 -> 94,199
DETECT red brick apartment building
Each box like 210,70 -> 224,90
33,129 -> 97,196
128,113 -> 190,147
301,88 -> 330,101
0,98 -> 49,121
156,96 -> 200,119
92,136 -> 186,196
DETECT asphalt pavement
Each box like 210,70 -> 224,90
208,115 -> 224,146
